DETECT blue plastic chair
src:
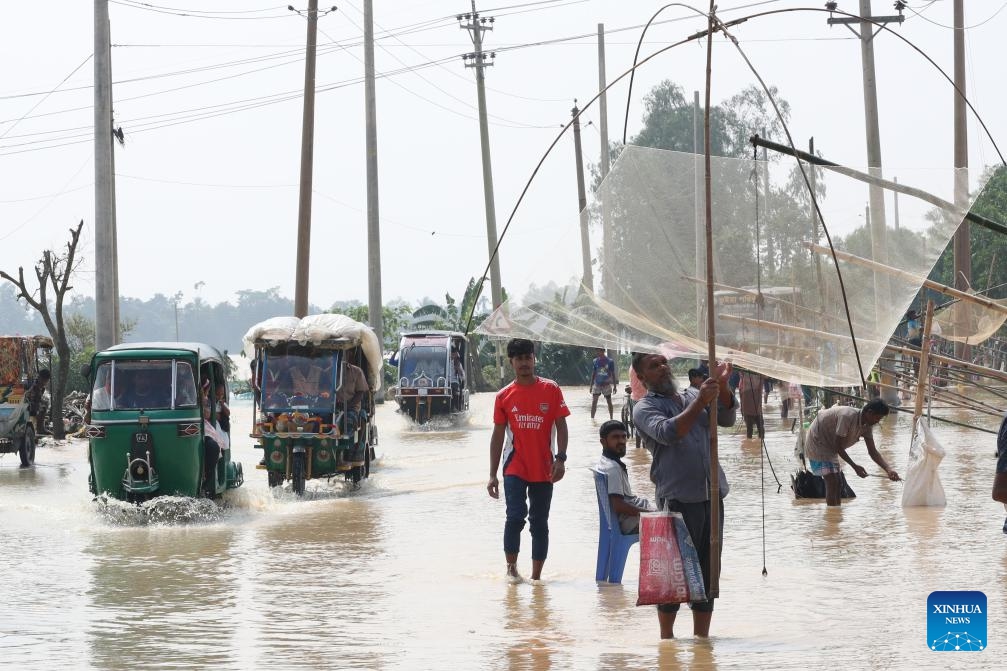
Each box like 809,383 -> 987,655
591,468 -> 640,583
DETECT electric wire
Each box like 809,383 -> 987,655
907,1 -> 1007,30
339,2 -> 555,128
113,1 -> 286,14
0,55 -> 92,140
0,154 -> 92,242
110,0 -> 294,20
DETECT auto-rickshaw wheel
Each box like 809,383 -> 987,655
267,470 -> 284,488
291,452 -> 306,496
18,424 -> 36,468
349,426 -> 371,484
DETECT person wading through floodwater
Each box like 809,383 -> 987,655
803,400 -> 901,506
487,339 -> 570,584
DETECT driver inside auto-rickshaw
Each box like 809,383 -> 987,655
118,368 -> 170,408
286,358 -> 329,398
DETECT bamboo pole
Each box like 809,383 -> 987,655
804,242 -> 1007,316
911,301 -> 936,441
885,343 -> 1007,384
702,1 -> 720,600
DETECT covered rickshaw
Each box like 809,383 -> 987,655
244,314 -> 381,495
0,335 -> 52,467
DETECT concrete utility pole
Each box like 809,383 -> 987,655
952,0 -> 971,358
363,0 -> 384,351
293,0 -> 320,319
827,1 -> 904,322
571,102 -> 593,292
94,0 -> 117,350
459,2 -> 503,310
597,24 -> 612,297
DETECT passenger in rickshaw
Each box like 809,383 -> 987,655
427,357 -> 446,382
451,349 -> 465,408
249,358 -> 261,403
216,384 -> 231,434
200,380 -> 227,496
84,365 -> 111,423
336,360 -> 370,431
262,356 -> 288,401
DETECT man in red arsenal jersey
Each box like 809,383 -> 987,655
488,338 -> 570,583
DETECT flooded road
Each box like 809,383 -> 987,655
1,386 -> 1005,670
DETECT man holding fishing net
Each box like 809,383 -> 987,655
632,353 -> 736,639
804,400 -> 901,506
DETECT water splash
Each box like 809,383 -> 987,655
94,494 -> 227,527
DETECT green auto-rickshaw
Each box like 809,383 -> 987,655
84,342 -> 243,502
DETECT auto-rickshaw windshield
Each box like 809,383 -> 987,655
401,346 -> 447,381
261,350 -> 337,409
91,359 -> 198,411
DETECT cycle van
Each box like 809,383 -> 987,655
0,335 -> 53,467
243,314 -> 381,495
83,342 -> 243,502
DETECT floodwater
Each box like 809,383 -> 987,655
1,385 -> 1005,670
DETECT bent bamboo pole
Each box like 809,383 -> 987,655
804,242 -> 1007,316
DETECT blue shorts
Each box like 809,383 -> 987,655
809,459 -> 842,476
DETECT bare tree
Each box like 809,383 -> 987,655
0,220 -> 84,439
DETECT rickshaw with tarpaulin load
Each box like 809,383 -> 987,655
0,335 -> 52,467
244,314 -> 381,495
83,342 -> 243,502
392,331 -> 469,424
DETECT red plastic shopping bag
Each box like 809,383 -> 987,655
637,511 -> 707,606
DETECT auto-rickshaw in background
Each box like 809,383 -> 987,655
392,331 -> 468,424
0,335 -> 53,467
244,314 -> 381,495
84,342 -> 243,502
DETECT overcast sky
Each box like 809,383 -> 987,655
1,0 -> 1003,311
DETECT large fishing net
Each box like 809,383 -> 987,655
477,144 -> 995,386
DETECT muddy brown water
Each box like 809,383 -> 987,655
1,386 -> 1004,670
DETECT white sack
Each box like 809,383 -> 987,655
901,417 -> 947,507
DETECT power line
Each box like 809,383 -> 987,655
0,182 -> 93,203
109,0 -> 294,20
2,0 -> 796,150
0,15 -> 461,102
115,1 -> 287,14
117,173 -> 297,188
0,154 -> 91,242
0,54 -> 92,139
0,56 -> 467,154
907,1 -> 1007,29
344,0 -> 568,104
338,3 -> 554,128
